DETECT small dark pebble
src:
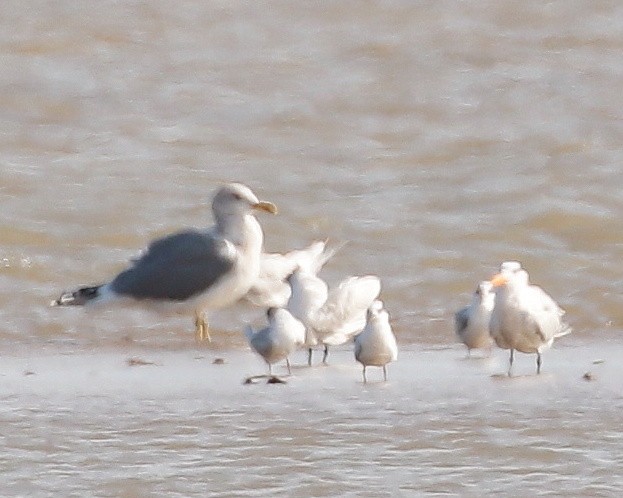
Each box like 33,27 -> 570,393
212,358 -> 225,365
23,370 -> 36,376
127,357 -> 155,367
267,376 -> 287,384
583,372 -> 596,381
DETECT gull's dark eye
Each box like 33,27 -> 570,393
232,192 -> 242,201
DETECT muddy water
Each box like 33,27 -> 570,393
1,1 -> 623,495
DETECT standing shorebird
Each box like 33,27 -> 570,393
454,280 -> 495,357
245,307 -> 306,376
489,261 -> 571,376
51,183 -> 277,342
354,300 -> 398,383
287,268 -> 381,365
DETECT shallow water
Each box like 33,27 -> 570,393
1,346 -> 622,496
1,0 -> 623,495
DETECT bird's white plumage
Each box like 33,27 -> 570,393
314,275 -> 382,346
286,269 -> 329,347
245,240 -> 338,308
489,261 -> 570,374
354,300 -> 398,382
286,268 -> 381,361
455,280 -> 495,354
245,308 -> 306,374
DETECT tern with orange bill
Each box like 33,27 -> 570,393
489,261 -> 571,375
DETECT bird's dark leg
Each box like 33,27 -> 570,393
383,365 -> 388,382
307,348 -> 313,366
286,357 -> 292,375
536,352 -> 542,374
362,366 -> 367,384
194,311 -> 211,342
322,345 -> 329,365
268,363 -> 273,376
507,348 -> 514,377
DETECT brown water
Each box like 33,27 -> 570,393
1,0 -> 623,495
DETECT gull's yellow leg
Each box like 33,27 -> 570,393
194,311 -> 211,343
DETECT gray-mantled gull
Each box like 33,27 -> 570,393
354,300 -> 398,383
52,183 -> 277,342
489,261 -> 571,376
286,268 -> 381,365
454,280 -> 495,357
244,307 -> 306,376
244,240 -> 339,308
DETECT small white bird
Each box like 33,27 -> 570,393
489,261 -> 571,376
287,268 -> 381,365
245,240 -> 339,308
245,307 -> 306,375
354,300 -> 398,383
454,281 -> 495,357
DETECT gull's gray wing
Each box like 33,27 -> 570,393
111,230 -> 235,301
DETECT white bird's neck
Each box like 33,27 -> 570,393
505,278 -> 528,296
375,315 -> 391,334
217,213 -> 264,250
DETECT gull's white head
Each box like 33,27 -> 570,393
500,261 -> 522,273
476,280 -> 496,308
476,280 -> 493,297
491,261 -> 529,288
367,300 -> 385,320
212,183 -> 277,220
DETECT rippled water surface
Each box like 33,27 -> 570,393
2,1 -> 623,495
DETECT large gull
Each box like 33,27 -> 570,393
286,267 -> 381,365
354,300 -> 398,383
454,280 -> 495,357
52,183 -> 277,341
489,261 -> 571,376
244,307 -> 306,376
